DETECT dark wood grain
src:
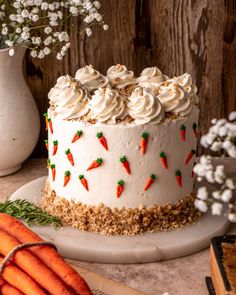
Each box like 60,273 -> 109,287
25,0 -> 236,157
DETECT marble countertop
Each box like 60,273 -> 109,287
0,158 -> 235,295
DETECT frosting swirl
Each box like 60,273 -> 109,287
75,65 -> 109,92
127,87 -> 164,124
107,64 -> 137,89
89,86 -> 126,124
173,73 -> 199,105
48,75 -> 90,119
157,80 -> 192,116
137,67 -> 168,89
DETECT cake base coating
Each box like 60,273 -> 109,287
40,179 -> 201,236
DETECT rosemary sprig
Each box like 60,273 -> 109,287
0,199 -> 62,228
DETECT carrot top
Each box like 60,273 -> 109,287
117,180 -> 124,186
141,132 -> 148,139
76,130 -> 83,136
79,175 -> 85,180
96,132 -> 103,138
96,158 -> 103,164
160,152 -> 166,158
150,174 -> 156,180
50,164 -> 55,169
53,140 -> 58,145
65,149 -> 71,155
43,112 -> 48,118
44,139 -> 48,144
175,170 -> 181,176
120,156 -> 127,163
64,171 -> 71,177
193,123 -> 197,129
180,124 -> 186,130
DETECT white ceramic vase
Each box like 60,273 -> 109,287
0,48 -> 40,176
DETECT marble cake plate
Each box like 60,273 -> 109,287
10,176 -> 229,264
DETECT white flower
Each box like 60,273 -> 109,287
212,190 -> 221,200
21,31 -> 30,40
8,48 -> 15,56
205,171 -> 215,183
1,27 -> 8,35
211,141 -> 222,152
228,213 -> 236,222
103,24 -> 109,30
44,27 -> 52,34
211,202 -> 223,216
93,1 -> 101,9
228,111 -> 236,121
43,47 -> 51,55
228,146 -> 236,158
84,15 -> 94,23
197,187 -> 208,200
225,178 -> 235,190
85,28 -> 92,36
38,51 -> 45,59
21,10 -> 29,18
214,165 -> 225,184
221,189 -> 232,202
194,199 -> 208,213
56,53 -> 63,60
30,50 -> 37,58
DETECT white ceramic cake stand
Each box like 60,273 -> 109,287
10,176 -> 229,264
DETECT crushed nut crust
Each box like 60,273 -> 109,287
40,179 -> 201,236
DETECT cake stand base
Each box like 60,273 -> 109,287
10,176 -> 229,264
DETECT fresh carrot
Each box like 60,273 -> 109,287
0,256 -> 46,295
65,149 -> 74,166
87,158 -> 103,171
0,229 -> 73,295
0,213 -> 92,295
47,159 -> 50,169
160,152 -> 168,169
72,130 -> 83,143
144,174 -> 156,191
117,180 -> 124,198
1,284 -> 24,295
63,170 -> 71,187
96,132 -> 108,151
79,175 -> 89,191
120,156 -> 131,175
52,140 -> 58,155
141,132 -> 148,155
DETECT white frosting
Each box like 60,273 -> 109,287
75,65 -> 109,92
48,108 -> 199,208
89,86 -> 126,124
107,64 -> 137,89
127,87 -> 164,124
137,67 -> 168,89
157,81 -> 193,116
173,73 -> 199,105
48,75 -> 90,120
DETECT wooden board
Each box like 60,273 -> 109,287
23,0 -> 236,157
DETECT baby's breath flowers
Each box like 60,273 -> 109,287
194,111 -> 236,222
0,0 -> 108,59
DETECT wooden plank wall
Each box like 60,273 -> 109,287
25,0 -> 236,157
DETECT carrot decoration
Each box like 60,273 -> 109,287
160,152 -> 168,169
72,130 -> 83,143
48,118 -> 53,134
79,175 -> 89,191
144,174 -> 156,191
185,149 -> 196,165
44,140 -> 48,150
180,125 -> 186,141
47,159 -> 50,169
117,180 -> 124,198
51,164 -> 56,181
96,132 -> 108,151
65,149 -> 74,166
120,156 -> 131,175
87,158 -> 103,171
43,113 -> 48,131
193,123 -> 198,138
141,132 -> 148,155
0,256 -> 46,295
0,213 -> 92,295
52,140 -> 58,155
1,284 -> 25,295
63,170 -> 71,187
0,229 -> 73,295
175,170 -> 182,188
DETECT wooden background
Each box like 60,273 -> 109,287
24,0 -> 236,157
